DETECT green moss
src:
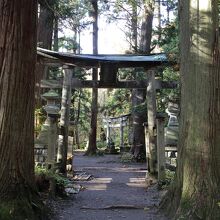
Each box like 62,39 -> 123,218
158,169 -> 175,190
0,198 -> 46,220
180,196 -> 192,211
176,196 -> 196,219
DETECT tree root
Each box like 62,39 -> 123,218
80,204 -> 153,210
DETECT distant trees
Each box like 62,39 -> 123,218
0,1 -> 43,219
160,0 -> 220,219
36,0 -> 179,158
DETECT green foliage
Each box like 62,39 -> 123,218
101,89 -> 131,117
118,68 -> 134,80
158,169 -> 175,190
35,167 -> 69,187
120,152 -> 134,163
58,36 -> 79,52
58,0 -> 91,31
48,67 -> 63,79
96,140 -> 106,149
35,108 -> 47,136
162,67 -> 179,81
70,88 -> 91,142
157,67 -> 180,112
132,101 -> 147,114
153,20 -> 179,55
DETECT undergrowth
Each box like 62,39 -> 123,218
158,169 -> 175,190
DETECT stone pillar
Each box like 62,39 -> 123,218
46,115 -> 58,165
156,113 -> 166,181
120,118 -> 124,151
143,122 -> 149,165
106,120 -> 111,148
42,89 -> 60,169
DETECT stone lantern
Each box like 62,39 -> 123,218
42,89 -> 60,168
42,89 -> 60,115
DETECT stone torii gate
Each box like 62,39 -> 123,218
37,48 -> 177,175
103,114 -> 131,153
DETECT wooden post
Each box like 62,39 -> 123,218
156,114 -> 166,181
146,69 -> 157,174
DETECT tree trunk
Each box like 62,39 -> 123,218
86,0 -> 98,155
37,1 -> 54,50
0,1 -> 44,219
131,0 -> 155,161
74,125 -> 80,149
157,0 -> 161,41
139,0 -> 154,53
53,15 -> 59,52
130,89 -> 147,160
131,2 -> 138,51
36,1 -> 55,106
141,1 -> 156,173
146,69 -> 157,174
160,1 -> 220,219
75,91 -> 81,149
57,68 -> 72,174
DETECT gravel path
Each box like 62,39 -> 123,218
52,152 -> 168,220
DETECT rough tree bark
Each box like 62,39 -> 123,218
86,0 -> 98,155
37,0 -> 55,50
130,1 -> 144,159
131,0 -> 155,161
160,0 -> 220,219
139,0 -> 154,54
157,0 -> 161,42
141,0 -> 157,173
146,69 -> 157,173
0,1 -> 44,219
75,91 -> 81,149
57,68 -> 72,173
131,1 -> 138,51
131,88 -> 147,160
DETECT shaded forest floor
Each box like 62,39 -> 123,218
51,151 -> 168,220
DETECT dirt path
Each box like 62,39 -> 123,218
52,152 -> 168,220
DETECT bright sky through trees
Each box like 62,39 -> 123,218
60,1 -> 175,54
80,14 -> 128,54
81,12 -> 175,54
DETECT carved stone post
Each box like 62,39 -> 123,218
120,117 -> 124,151
106,120 -> 111,148
156,113 -> 166,181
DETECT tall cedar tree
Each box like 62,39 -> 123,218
0,1 -> 44,219
160,0 -> 220,219
86,0 -> 98,155
131,0 -> 155,163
